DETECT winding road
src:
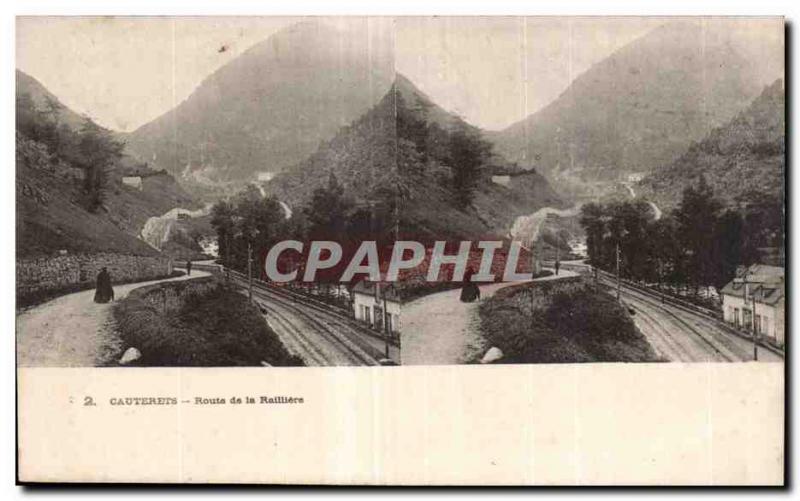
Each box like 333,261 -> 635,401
16,268 -> 209,367
401,269 -> 578,365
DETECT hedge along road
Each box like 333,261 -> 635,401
16,268 -> 209,367
401,268 -> 578,365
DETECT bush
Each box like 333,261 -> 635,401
113,281 -> 304,367
479,279 -> 660,363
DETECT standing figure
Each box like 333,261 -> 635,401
555,259 -> 560,276
186,258 -> 192,276
94,267 -> 115,303
460,267 -> 481,303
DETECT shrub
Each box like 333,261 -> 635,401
113,281 -> 304,367
479,279 -> 660,363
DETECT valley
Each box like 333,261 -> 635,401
15,17 -> 785,368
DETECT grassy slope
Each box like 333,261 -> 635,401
16,134 -> 160,257
17,133 -> 204,258
479,278 -> 660,363
113,280 -> 304,367
640,79 -> 784,211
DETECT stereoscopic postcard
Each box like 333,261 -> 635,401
15,15 -> 785,485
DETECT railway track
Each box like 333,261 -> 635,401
559,261 -> 782,362
204,266 -> 393,366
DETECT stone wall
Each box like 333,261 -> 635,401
129,277 -> 219,315
16,252 -> 174,301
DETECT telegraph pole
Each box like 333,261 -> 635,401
752,283 -> 758,362
616,243 -> 621,301
383,286 -> 390,359
247,241 -> 253,303
742,269 -> 758,361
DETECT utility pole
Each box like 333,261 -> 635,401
247,241 -> 253,303
616,243 -> 621,301
383,285 -> 390,359
751,280 -> 758,362
742,269 -> 758,361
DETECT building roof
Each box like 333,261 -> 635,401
352,280 -> 403,303
720,264 -> 784,306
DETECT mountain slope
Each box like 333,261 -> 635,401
126,20 -> 394,184
490,22 -> 778,197
16,70 -> 85,130
268,74 -> 564,240
16,70 -> 203,258
639,79 -> 785,211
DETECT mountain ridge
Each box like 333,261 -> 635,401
639,78 -> 785,211
268,73 -> 564,240
489,21 -> 779,198
125,20 -> 395,184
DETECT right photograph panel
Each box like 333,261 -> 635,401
395,17 -> 785,366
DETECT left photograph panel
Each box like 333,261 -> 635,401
15,16 -> 400,367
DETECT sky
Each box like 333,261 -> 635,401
395,17 -> 664,130
17,17 -> 310,131
17,16 -> 784,132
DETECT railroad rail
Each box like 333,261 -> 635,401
194,263 -> 398,366
558,261 -> 783,360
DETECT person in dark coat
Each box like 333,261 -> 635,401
186,259 -> 192,276
555,259 -> 560,276
94,267 -> 114,303
460,267 -> 481,303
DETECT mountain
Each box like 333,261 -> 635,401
16,70 -> 85,130
268,74 -> 564,240
16,70 -> 204,259
125,20 -> 394,185
639,79 -> 785,211
489,22 -> 779,198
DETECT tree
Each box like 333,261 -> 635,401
445,122 -> 492,208
210,200 -> 236,265
579,203 -> 607,268
304,172 -> 354,240
713,210 -> 744,290
674,177 -> 721,293
75,117 -> 124,212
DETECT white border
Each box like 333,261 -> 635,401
2,0 -> 795,498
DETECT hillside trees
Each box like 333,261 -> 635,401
76,117 -> 124,212
210,186 -> 297,272
16,92 -> 125,213
579,178 -> 781,299
395,90 -> 493,208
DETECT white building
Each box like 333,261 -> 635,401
352,280 -> 401,338
720,264 -> 785,347
627,172 -> 646,183
122,176 -> 143,190
491,175 -> 511,187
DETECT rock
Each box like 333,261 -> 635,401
119,347 -> 141,365
481,347 -> 504,364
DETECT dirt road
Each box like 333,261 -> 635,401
16,269 -> 208,367
402,269 -> 577,365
